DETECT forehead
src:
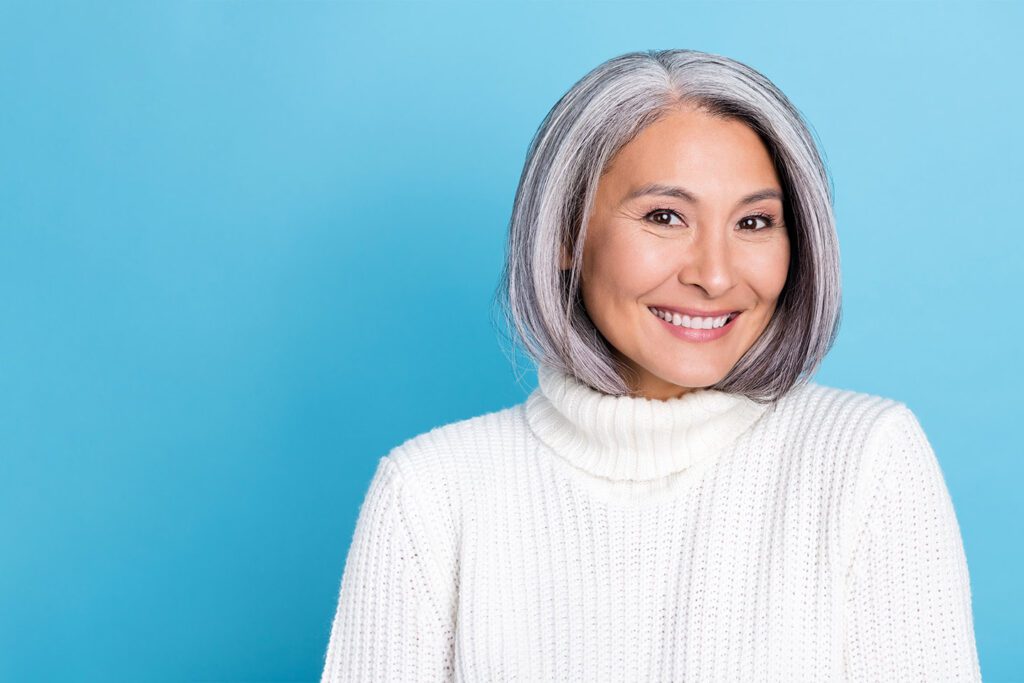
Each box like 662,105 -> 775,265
602,107 -> 781,201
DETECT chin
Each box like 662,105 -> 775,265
650,366 -> 728,392
677,374 -> 725,390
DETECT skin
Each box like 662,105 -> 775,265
561,103 -> 791,400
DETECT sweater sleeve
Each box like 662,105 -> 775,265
843,404 -> 981,681
320,455 -> 456,682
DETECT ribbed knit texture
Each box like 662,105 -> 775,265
321,364 -> 981,681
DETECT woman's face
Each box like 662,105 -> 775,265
564,104 -> 791,400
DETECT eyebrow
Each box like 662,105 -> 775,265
621,183 -> 784,207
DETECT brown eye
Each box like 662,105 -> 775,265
738,212 -> 779,231
645,209 -> 685,227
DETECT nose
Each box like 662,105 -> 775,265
677,225 -> 735,298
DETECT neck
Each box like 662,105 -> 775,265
524,364 -> 771,481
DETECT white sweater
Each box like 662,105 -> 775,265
321,364 -> 981,681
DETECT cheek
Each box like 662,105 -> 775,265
585,230 -> 665,292
746,239 -> 790,303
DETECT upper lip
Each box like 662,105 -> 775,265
648,305 -> 740,318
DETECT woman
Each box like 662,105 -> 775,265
321,49 -> 981,681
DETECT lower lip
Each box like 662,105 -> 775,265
650,308 -> 741,342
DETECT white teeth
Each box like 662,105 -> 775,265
648,307 -> 734,330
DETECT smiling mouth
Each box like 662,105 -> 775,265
647,306 -> 740,330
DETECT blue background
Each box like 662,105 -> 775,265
2,1 -> 1020,680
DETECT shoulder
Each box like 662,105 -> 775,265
772,382 -> 947,564
375,400 -> 528,539
839,399 -> 963,584
756,380 -> 923,515
763,379 -> 909,447
776,380 -> 931,466
386,400 -> 526,475
849,397 -> 946,520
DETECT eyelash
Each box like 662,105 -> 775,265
644,208 -> 781,231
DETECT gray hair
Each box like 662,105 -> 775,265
490,48 -> 841,404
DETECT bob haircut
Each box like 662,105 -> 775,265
492,48 -> 841,404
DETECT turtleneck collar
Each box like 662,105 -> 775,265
524,364 -> 770,482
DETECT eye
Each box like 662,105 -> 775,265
738,212 -> 781,231
643,208 -> 686,227
644,209 -> 782,231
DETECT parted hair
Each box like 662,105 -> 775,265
491,48 -> 842,404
